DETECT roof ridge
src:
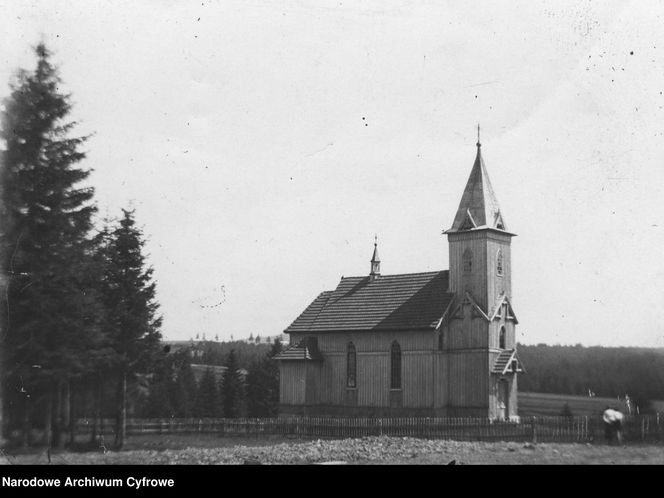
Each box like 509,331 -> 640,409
342,270 -> 447,280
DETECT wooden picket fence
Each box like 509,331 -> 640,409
73,414 -> 664,444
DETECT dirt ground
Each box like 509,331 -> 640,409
2,435 -> 664,465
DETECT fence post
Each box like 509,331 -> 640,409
531,417 -> 537,443
584,416 -> 588,442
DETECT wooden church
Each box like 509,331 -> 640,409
275,135 -> 524,419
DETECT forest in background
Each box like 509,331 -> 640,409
517,343 -> 664,411
177,340 -> 274,368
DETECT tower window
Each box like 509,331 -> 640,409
463,249 -> 472,273
390,341 -> 401,390
347,342 -> 356,388
499,326 -> 506,349
496,250 -> 504,276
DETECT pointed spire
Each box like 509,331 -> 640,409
446,131 -> 507,233
370,235 -> 380,279
371,234 -> 380,263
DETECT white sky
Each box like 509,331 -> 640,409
2,0 -> 664,347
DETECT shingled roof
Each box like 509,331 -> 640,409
285,270 -> 453,333
273,337 -> 323,361
491,350 -> 525,375
446,143 -> 509,234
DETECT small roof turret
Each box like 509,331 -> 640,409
370,235 -> 380,279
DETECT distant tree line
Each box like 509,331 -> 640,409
187,340 -> 275,369
0,44 -> 162,449
518,343 -> 664,410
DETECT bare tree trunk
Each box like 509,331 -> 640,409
98,375 -> 105,442
0,273 -> 5,448
60,380 -> 70,446
67,379 -> 75,446
0,354 -> 4,448
115,371 -> 127,449
43,393 -> 52,447
90,375 -> 101,444
21,395 -> 30,448
52,380 -> 63,448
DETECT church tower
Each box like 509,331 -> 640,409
445,130 -> 515,313
442,129 -> 522,419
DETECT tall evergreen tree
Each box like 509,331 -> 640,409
194,368 -> 220,417
143,362 -> 173,418
246,339 -> 281,417
173,361 -> 197,418
221,349 -> 245,418
0,43 -> 101,446
168,350 -> 197,418
99,209 -> 162,448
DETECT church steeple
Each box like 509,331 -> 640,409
370,235 -> 380,280
446,129 -> 507,234
445,131 -> 516,311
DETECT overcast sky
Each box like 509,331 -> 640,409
2,0 -> 664,347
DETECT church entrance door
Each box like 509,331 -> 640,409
497,379 -> 509,420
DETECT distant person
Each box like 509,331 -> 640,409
602,406 -> 624,445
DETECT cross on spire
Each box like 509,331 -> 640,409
477,123 -> 481,147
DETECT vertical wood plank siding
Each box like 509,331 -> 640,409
403,353 -> 433,407
447,350 -> 488,409
448,230 -> 512,313
357,353 -> 389,406
280,363 -> 307,405
283,329 -> 511,413
287,332 -> 441,409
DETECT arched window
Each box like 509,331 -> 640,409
463,249 -> 472,273
496,249 -> 504,276
499,326 -> 506,349
346,342 -> 356,388
390,341 -> 401,390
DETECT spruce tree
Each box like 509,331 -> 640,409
194,368 -> 220,418
143,362 -> 173,418
246,339 -> 282,417
221,349 -> 245,418
0,43 -> 101,446
99,209 -> 162,448
171,355 -> 197,418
